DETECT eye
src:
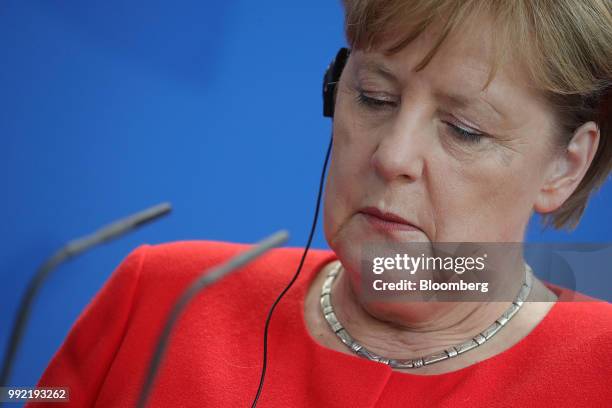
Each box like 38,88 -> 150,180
356,91 -> 398,110
444,121 -> 484,143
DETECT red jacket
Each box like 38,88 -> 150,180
27,241 -> 612,407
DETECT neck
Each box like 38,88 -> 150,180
331,266 -> 519,358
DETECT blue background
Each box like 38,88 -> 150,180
1,0 -> 610,394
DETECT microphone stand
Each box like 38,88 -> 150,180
135,230 -> 289,408
0,203 -> 172,387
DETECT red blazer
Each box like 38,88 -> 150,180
27,241 -> 612,407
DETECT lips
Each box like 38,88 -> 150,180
359,207 -> 421,233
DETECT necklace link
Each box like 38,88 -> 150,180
321,262 -> 533,369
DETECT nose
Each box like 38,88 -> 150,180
370,106 -> 428,182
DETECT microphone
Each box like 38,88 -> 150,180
135,230 -> 290,408
0,202 -> 172,387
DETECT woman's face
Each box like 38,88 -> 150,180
324,24 -> 562,268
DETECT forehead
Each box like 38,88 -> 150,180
350,23 -> 546,128
360,20 -> 527,90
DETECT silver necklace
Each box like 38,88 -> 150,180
320,262 -> 533,369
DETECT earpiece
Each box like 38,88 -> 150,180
323,48 -> 351,118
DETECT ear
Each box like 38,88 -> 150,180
534,121 -> 600,214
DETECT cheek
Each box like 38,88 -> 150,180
430,145 -> 548,241
323,116 -> 375,247
323,144 -> 353,248
322,165 -> 341,246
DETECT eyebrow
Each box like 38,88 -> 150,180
357,59 -> 399,84
439,92 -> 505,122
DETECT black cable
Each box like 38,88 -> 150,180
135,230 -> 290,408
0,203 -> 172,388
250,133 -> 333,407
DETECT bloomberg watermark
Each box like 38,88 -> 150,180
358,242 -> 612,302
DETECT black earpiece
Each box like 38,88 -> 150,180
323,48 -> 350,118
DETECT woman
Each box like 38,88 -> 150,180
29,0 -> 611,406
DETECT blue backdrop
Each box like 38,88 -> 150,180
1,0 -> 610,394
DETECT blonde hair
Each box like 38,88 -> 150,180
342,0 -> 612,230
